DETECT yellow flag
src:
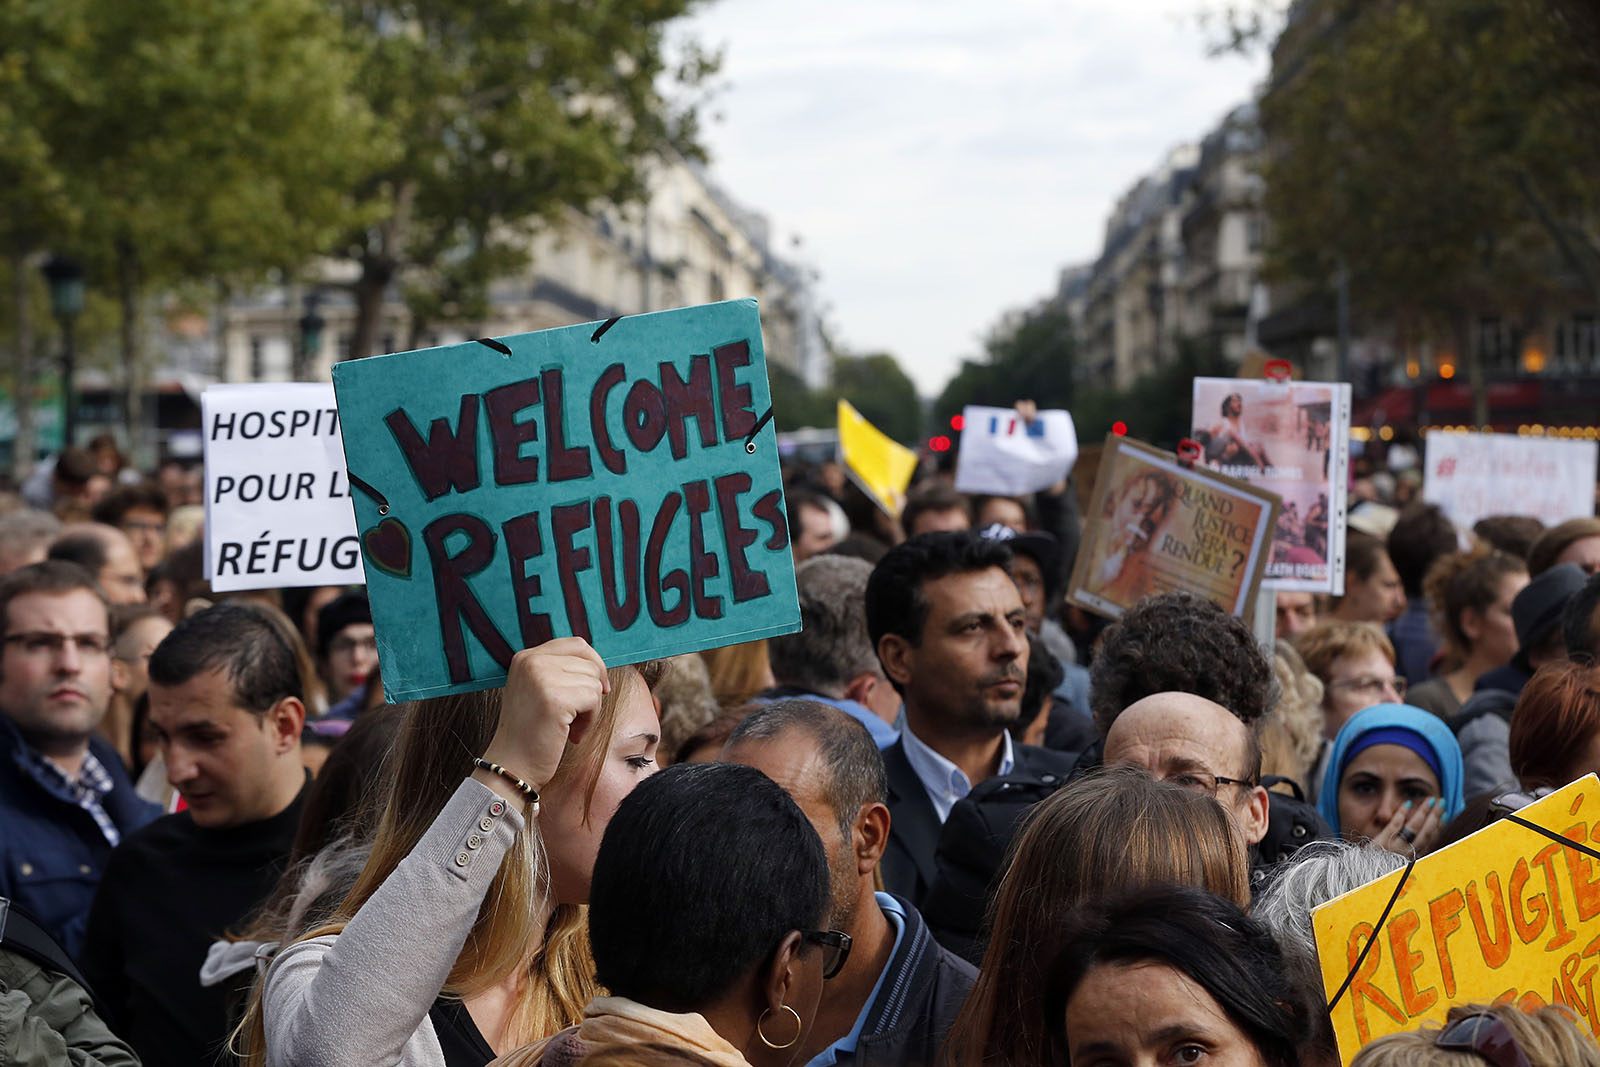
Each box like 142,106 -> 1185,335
837,399 -> 918,517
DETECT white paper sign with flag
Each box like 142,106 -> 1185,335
953,406 -> 1079,497
202,382 -> 365,591
1422,431 -> 1598,530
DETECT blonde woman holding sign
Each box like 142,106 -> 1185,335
240,639 -> 665,1067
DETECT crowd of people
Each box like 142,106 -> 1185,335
2,428 -> 1600,1067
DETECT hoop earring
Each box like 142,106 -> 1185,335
756,1004 -> 802,1050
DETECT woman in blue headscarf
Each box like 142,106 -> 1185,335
1318,704 -> 1465,857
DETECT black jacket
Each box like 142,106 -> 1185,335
850,894 -> 977,1067
920,748 -> 1330,961
880,738 -> 1077,909
0,716 -> 156,960
79,782 -> 307,1067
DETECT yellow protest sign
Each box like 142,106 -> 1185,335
837,399 -> 917,517
1312,776 -> 1600,1063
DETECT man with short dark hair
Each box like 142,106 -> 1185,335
91,483 -> 170,574
1275,590 -> 1319,639
763,555 -> 900,745
80,602 -> 309,1067
0,562 -> 156,957
47,523 -> 146,605
1089,590 -> 1278,734
21,447 -> 100,515
788,488 -> 845,564
724,699 -> 976,1067
899,485 -> 971,538
1386,502 -> 1460,684
865,532 -> 1073,904
919,590 -> 1324,958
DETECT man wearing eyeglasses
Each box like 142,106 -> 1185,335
724,699 -> 977,1067
0,561 -> 157,958
1103,692 -> 1272,850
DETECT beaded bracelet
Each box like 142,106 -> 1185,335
472,758 -> 540,810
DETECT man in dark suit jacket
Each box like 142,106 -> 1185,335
865,532 -> 1076,906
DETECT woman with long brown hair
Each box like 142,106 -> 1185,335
940,765 -> 1251,1067
244,638 -> 664,1067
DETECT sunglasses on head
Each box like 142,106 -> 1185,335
1434,1012 -> 1533,1067
801,930 -> 852,980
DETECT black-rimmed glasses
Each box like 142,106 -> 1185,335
802,930 -> 853,980
1434,1012 -> 1533,1067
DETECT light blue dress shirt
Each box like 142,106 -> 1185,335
899,722 -> 1016,823
804,893 -> 908,1067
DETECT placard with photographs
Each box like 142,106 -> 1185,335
1067,435 -> 1281,623
1190,377 -> 1352,594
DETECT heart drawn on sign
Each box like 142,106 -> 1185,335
362,517 -> 412,579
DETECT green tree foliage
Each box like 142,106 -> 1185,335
769,349 -> 924,444
833,351 -> 923,444
2,0 -> 386,454
933,303 -> 1077,427
768,360 -> 833,432
1073,339 -> 1231,449
1,0 -> 91,471
1256,0 -> 1600,420
331,0 -> 719,357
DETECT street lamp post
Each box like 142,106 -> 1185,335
297,291 -> 325,381
41,257 -> 85,448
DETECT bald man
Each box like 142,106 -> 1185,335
1103,691 -> 1271,848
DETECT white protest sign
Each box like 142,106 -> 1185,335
953,406 -> 1079,497
202,383 -> 365,591
1422,431 -> 1598,530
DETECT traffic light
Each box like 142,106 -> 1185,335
950,414 -> 965,432
1112,421 -> 1128,436
928,435 -> 952,452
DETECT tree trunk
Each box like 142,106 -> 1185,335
348,181 -> 415,360
117,240 -> 142,460
349,264 -> 390,361
404,307 -> 428,352
214,279 -> 232,383
11,252 -> 36,481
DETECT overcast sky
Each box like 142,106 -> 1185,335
678,0 -> 1270,397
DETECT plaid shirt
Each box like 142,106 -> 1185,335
21,744 -> 123,848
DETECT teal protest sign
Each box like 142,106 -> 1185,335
331,299 -> 799,702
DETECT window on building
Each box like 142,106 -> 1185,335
249,336 -> 265,381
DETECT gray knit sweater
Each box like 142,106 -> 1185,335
262,779 -> 526,1067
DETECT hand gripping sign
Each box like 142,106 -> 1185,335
1313,776 -> 1600,1064
330,299 -> 800,702
953,405 -> 1078,498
